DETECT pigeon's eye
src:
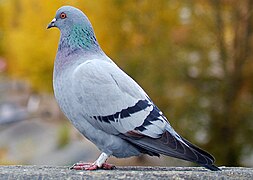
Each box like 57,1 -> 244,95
60,12 -> 67,19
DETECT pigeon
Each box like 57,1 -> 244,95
47,6 -> 220,171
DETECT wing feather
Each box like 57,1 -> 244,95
72,59 -> 168,137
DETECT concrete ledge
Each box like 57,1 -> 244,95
0,166 -> 252,179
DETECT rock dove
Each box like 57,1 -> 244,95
47,6 -> 220,171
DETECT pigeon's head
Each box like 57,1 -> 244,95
48,6 -> 100,52
47,6 -> 93,34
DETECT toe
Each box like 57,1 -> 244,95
69,162 -> 93,170
101,163 -> 116,170
85,164 -> 99,170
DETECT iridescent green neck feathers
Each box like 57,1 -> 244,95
59,25 -> 100,53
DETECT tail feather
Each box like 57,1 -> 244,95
182,137 -> 221,171
120,131 -> 221,171
203,164 -> 221,171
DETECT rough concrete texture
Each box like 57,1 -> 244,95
0,166 -> 252,180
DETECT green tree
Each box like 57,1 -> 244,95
172,0 -> 253,166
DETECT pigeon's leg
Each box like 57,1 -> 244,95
70,152 -> 115,170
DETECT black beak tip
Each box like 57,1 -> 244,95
47,23 -> 54,29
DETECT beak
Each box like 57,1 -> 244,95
47,18 -> 56,29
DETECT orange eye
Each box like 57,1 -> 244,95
60,12 -> 67,19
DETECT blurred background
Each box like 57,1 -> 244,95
0,0 -> 253,168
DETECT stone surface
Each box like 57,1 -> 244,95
0,166 -> 252,180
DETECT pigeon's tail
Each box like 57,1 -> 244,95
180,137 -> 221,171
120,131 -> 221,171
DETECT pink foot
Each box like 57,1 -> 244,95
70,162 -> 116,170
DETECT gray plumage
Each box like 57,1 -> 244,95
48,6 -> 220,171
